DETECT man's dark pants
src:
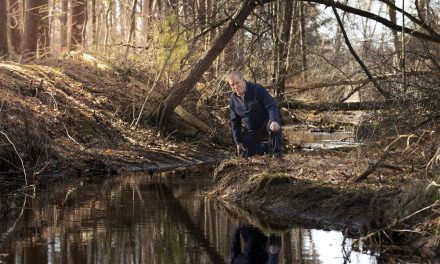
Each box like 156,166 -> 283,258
239,123 -> 282,158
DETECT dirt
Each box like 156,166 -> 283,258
1,57 -> 439,262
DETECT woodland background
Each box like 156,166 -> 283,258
0,0 -> 438,123
0,0 -> 439,164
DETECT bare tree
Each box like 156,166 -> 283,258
0,0 -> 8,56
103,2 -> 113,54
22,0 -> 49,59
273,0 -> 294,99
91,0 -> 97,49
127,0 -> 139,52
60,0 -> 69,51
387,0 -> 402,72
38,0 -> 50,55
142,0 -> 151,38
71,0 -> 87,50
9,0 -> 22,54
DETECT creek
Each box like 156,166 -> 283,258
1,127 -> 417,263
0,164 -> 387,264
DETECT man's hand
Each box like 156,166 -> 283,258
236,143 -> 246,157
269,121 -> 281,132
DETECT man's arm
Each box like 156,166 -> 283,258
257,85 -> 280,127
230,99 -> 242,145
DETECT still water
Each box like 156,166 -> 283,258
283,126 -> 358,150
0,165 -> 380,264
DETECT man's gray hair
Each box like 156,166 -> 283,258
226,71 -> 244,81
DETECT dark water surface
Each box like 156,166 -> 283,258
0,165 -> 382,264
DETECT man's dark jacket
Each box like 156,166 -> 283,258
230,82 -> 280,145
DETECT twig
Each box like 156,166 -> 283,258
357,200 -> 440,243
427,146 -> 440,171
0,131 -> 28,185
352,154 -> 388,182
0,100 -> 5,114
61,123 -> 85,150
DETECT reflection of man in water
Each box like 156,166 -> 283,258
230,225 -> 281,264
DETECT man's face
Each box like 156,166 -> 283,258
228,75 -> 246,97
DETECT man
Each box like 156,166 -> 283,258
228,71 -> 282,158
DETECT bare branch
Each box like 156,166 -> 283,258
0,131 -> 28,185
302,0 -> 440,43
332,4 -> 391,99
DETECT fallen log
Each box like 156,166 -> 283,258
279,100 -> 390,111
284,71 -> 439,93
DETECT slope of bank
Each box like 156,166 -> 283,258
0,58 -> 228,191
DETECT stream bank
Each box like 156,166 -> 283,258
206,150 -> 440,262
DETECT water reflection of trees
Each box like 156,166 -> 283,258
3,172 -> 233,263
2,171 -> 360,264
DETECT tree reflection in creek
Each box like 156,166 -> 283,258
0,166 -> 380,264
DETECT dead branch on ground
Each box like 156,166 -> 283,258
0,131 -> 28,185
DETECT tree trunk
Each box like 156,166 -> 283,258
142,0 -> 150,38
127,0 -> 138,47
299,2 -> 307,78
0,0 -> 8,56
60,0 -> 68,51
387,0 -> 402,72
92,0 -> 97,48
103,2 -> 113,54
22,0 -> 48,59
9,0 -> 22,54
38,0 -> 50,56
71,0 -> 87,50
155,0 -> 258,127
286,0 -> 299,72
273,0 -> 294,99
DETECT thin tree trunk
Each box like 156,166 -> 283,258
103,2 -> 112,54
155,0 -> 258,127
60,0 -> 68,50
95,0 -> 102,51
387,0 -> 402,72
22,0 -> 48,59
0,0 -> 8,56
127,0 -> 139,50
39,0 -> 50,56
71,0 -> 87,50
125,0 -> 139,57
273,0 -> 294,99
92,0 -> 97,49
142,0 -> 150,38
286,0 -> 299,72
9,0 -> 22,54
300,2 -> 307,78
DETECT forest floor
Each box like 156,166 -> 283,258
1,57 -> 439,262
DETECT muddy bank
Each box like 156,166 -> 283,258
0,58 -> 229,186
206,151 -> 440,261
